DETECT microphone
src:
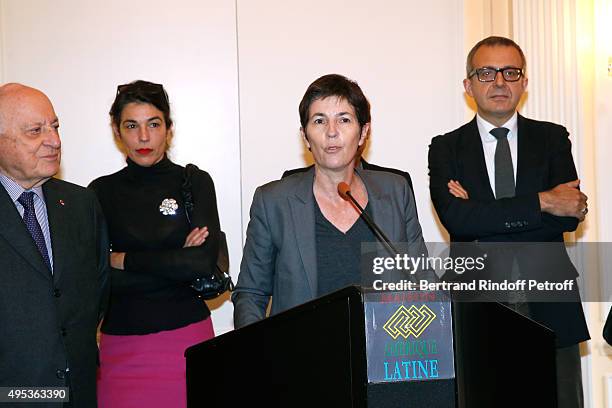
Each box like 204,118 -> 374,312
338,182 -> 399,256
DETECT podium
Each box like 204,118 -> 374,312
185,286 -> 556,407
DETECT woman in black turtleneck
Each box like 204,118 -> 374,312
89,80 -> 220,408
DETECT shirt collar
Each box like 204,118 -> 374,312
476,112 -> 518,142
0,172 -> 46,205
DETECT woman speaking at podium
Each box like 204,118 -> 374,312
233,74 -> 427,328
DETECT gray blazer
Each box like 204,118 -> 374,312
0,178 -> 109,408
232,167 -> 426,328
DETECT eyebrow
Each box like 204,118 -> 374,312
478,65 -> 521,69
122,116 -> 163,124
311,111 -> 354,118
24,117 -> 60,129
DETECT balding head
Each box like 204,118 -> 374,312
0,83 -> 61,189
0,84 -> 52,133
0,82 -> 39,95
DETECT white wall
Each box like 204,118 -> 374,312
594,0 -> 612,244
0,0 -> 467,333
592,1 -> 612,407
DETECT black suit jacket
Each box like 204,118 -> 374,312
604,308 -> 612,346
0,178 -> 109,407
428,115 -> 589,347
429,115 -> 579,243
282,159 -> 418,217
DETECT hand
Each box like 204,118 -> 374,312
183,226 -> 209,248
538,180 -> 588,221
448,180 -> 469,199
110,252 -> 126,270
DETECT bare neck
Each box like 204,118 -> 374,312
313,165 -> 357,202
477,109 -> 516,127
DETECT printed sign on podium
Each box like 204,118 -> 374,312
364,290 -> 454,383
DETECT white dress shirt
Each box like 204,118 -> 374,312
476,112 -> 518,199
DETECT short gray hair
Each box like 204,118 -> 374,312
466,36 -> 527,77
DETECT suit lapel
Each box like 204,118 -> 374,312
288,169 -> 317,297
43,179 -> 69,284
0,182 -> 52,279
461,117 -> 496,200
358,168 -> 396,240
515,114 -> 541,195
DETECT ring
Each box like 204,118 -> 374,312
581,207 -> 588,215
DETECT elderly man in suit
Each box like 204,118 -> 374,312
0,83 -> 109,407
428,37 -> 589,407
233,74 -> 428,328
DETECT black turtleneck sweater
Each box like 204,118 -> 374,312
89,156 -> 220,335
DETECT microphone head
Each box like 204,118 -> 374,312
337,182 -> 351,200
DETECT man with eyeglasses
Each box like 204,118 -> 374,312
428,36 -> 589,407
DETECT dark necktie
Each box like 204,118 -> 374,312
490,127 -> 515,199
17,191 -> 51,271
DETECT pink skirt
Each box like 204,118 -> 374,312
97,318 -> 215,408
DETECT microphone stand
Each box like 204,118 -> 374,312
338,182 -> 399,256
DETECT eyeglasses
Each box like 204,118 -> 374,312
116,81 -> 169,104
468,67 -> 524,82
